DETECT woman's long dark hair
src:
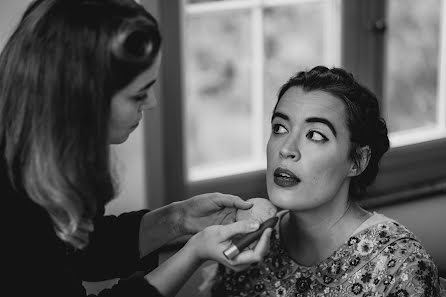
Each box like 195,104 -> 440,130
0,0 -> 161,249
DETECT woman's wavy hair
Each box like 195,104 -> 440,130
274,66 -> 390,199
0,0 -> 161,249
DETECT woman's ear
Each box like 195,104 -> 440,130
348,146 -> 371,177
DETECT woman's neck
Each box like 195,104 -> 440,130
281,201 -> 371,267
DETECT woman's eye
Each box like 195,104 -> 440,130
272,124 -> 287,134
132,93 -> 147,102
307,130 -> 327,142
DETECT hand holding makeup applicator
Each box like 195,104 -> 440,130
223,216 -> 278,260
223,198 -> 278,260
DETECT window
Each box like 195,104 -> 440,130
183,0 -> 341,181
150,0 -> 446,206
384,0 -> 445,145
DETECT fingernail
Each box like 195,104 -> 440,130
249,222 -> 260,230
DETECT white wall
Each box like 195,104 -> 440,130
0,0 -> 29,51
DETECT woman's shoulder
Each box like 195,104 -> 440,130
349,212 -> 433,262
347,213 -> 443,296
352,212 -> 419,242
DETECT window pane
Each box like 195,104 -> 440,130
384,0 -> 441,133
187,0 -> 235,4
184,11 -> 253,171
263,3 -> 326,144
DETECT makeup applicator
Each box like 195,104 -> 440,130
223,216 -> 278,260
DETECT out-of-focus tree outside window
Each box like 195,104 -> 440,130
188,0 -> 237,3
183,0 -> 341,181
384,0 -> 445,147
185,9 -> 253,175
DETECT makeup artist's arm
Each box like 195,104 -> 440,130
146,220 -> 273,297
139,193 -> 253,257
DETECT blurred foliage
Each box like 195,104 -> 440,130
384,0 -> 440,132
188,0 -> 229,3
184,10 -> 253,168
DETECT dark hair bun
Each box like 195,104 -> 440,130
124,30 -> 152,58
111,19 -> 161,64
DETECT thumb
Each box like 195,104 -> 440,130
219,220 -> 260,241
216,194 -> 253,210
234,199 -> 254,210
223,195 -> 254,209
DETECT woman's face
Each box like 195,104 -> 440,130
266,87 -> 355,211
108,53 -> 161,144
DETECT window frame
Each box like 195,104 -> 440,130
146,0 -> 446,208
342,0 -> 446,207
142,0 -> 187,208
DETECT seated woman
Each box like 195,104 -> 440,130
210,66 -> 445,297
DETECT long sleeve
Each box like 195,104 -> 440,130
91,271 -> 163,297
73,210 -> 159,281
1,147 -> 166,297
3,184 -> 163,296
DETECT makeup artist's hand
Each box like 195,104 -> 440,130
175,193 -> 253,235
185,219 -> 273,272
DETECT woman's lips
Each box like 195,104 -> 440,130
273,167 -> 300,187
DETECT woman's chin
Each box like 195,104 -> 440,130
108,133 -> 130,145
267,189 -> 307,211
267,191 -> 290,209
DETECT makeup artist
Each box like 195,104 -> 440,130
0,0 -> 272,296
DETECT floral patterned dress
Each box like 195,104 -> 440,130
211,212 -> 445,297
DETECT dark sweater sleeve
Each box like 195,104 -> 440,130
92,272 -> 164,297
74,210 -> 159,281
2,160 -> 164,297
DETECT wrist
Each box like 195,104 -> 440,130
139,203 -> 185,257
168,201 -> 187,237
183,235 -> 206,265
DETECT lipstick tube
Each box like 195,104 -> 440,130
223,216 -> 278,260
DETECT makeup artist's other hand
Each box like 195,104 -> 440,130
185,220 -> 272,272
176,193 -> 253,235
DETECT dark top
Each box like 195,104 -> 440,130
2,164 -> 163,296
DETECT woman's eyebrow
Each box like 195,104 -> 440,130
137,79 -> 157,93
306,117 -> 337,137
271,111 -> 289,122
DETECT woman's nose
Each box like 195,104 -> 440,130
141,90 -> 157,110
279,137 -> 301,161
